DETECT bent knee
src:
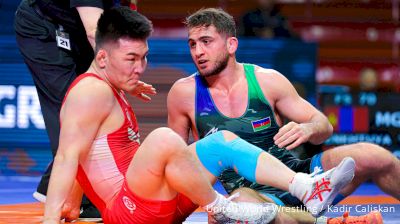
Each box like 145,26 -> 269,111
146,127 -> 187,154
352,143 -> 395,173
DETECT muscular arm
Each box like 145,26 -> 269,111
43,80 -> 114,223
76,0 -> 139,49
76,6 -> 104,49
257,68 -> 333,149
167,78 -> 195,143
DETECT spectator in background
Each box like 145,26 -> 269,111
238,0 -> 299,39
359,67 -> 378,91
358,67 -> 397,92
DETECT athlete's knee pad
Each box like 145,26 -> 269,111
195,131 -> 263,182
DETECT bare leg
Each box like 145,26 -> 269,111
322,143 -> 400,199
255,153 -> 296,192
126,127 -> 216,206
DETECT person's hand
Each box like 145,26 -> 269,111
61,202 -> 80,222
129,81 -> 156,102
273,121 -> 312,150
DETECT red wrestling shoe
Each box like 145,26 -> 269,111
327,210 -> 383,224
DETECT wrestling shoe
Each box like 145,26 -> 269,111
289,157 -> 356,217
208,192 -> 278,224
79,197 -> 102,222
327,211 -> 383,224
33,191 -> 47,203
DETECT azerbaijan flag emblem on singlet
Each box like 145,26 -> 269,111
251,117 -> 271,132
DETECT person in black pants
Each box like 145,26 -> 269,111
14,0 -> 147,220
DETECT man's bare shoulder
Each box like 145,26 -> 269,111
63,76 -> 116,113
168,74 -> 196,111
174,75 -> 196,86
169,75 -> 196,96
253,65 -> 290,87
254,66 -> 282,79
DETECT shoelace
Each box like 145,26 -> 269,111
310,166 -> 323,177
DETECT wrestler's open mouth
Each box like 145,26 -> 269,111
198,60 -> 207,65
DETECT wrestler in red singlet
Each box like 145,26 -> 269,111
63,73 -> 196,224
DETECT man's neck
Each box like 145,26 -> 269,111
88,62 -> 121,92
205,62 -> 244,92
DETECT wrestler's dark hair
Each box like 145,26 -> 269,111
95,7 -> 153,51
184,8 -> 236,37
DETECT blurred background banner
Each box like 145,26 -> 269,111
0,35 -> 318,175
320,92 -> 400,151
0,37 -> 317,140
1,0 -> 399,175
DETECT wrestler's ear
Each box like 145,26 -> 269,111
96,49 -> 107,68
227,37 -> 238,54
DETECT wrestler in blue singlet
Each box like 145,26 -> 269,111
194,63 -> 325,206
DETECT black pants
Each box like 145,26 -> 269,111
14,0 -> 93,199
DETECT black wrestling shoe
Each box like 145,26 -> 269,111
33,167 -> 50,203
79,197 -> 102,222
34,163 -> 52,201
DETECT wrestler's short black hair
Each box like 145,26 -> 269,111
184,8 -> 236,37
95,7 -> 153,51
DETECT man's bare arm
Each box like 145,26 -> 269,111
76,6 -> 104,49
257,68 -> 332,149
167,78 -> 194,142
43,80 -> 114,223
